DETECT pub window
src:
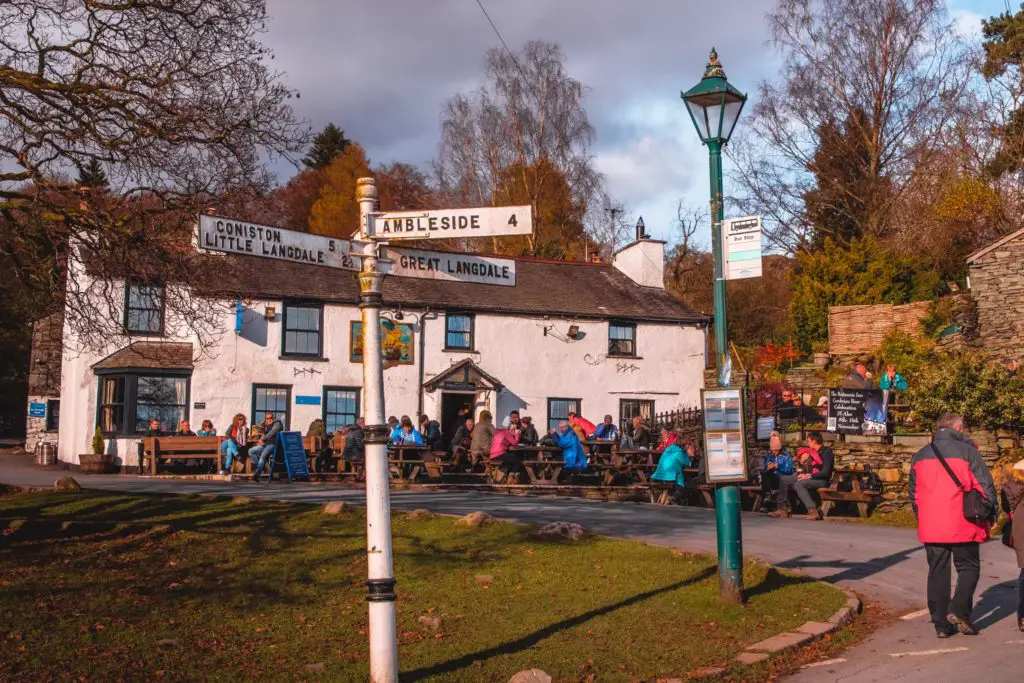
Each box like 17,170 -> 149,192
547,397 -> 581,432
323,387 -> 360,435
282,302 -> 323,358
445,313 -> 474,351
619,399 -> 654,431
608,322 -> 637,357
252,384 -> 291,430
95,371 -> 190,437
124,283 -> 165,335
45,399 -> 60,432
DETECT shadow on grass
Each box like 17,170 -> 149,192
743,566 -> 819,600
402,565 -> 717,681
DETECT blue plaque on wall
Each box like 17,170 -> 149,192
28,402 -> 46,418
295,395 -> 321,405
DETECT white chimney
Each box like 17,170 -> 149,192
613,218 -> 665,288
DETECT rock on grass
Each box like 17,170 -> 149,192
230,496 -> 253,506
509,670 -> 552,683
535,521 -> 588,541
455,511 -> 492,528
406,509 -> 432,519
322,501 -> 350,515
417,615 -> 442,631
53,477 -> 80,492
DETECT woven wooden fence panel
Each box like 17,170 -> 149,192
828,301 -> 930,356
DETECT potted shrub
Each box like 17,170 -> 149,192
812,341 -> 830,368
80,426 -> 116,474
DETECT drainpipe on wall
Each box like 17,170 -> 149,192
416,308 -> 430,418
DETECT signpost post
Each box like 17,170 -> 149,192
355,182 -> 533,683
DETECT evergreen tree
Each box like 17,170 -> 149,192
983,8 -> 1024,176
303,123 -> 351,170
77,158 -> 108,189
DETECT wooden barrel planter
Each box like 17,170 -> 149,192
79,453 -> 117,474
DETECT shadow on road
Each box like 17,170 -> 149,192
972,580 -> 1018,631
775,545 -> 924,584
402,566 -> 717,681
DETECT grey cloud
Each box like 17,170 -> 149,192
264,0 -> 778,238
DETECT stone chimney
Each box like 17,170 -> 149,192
613,216 -> 665,288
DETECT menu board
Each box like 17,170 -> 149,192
276,431 -> 311,482
701,388 -> 749,483
827,389 -> 888,436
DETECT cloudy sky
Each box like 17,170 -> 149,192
263,0 -> 997,246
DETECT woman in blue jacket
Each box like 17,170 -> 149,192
553,421 -> 587,470
760,431 -> 794,511
652,437 -> 693,503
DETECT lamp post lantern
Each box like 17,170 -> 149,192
682,48 -> 748,604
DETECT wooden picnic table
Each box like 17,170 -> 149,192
508,445 -> 563,484
388,444 -> 433,482
818,466 -> 883,518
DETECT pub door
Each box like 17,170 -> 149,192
441,391 -> 476,444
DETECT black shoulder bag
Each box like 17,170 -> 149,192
931,440 -> 995,525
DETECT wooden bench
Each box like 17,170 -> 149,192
143,436 -> 221,475
649,481 -> 675,505
818,469 -> 882,518
698,484 -> 765,511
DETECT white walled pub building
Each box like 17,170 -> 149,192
38,226 -> 710,468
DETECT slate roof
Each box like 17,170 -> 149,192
211,252 -> 706,324
92,342 -> 195,370
966,226 -> 1024,264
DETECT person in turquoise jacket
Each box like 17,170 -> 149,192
652,439 -> 692,487
880,364 -> 909,392
552,421 -> 587,469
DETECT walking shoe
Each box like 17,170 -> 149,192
769,509 -> 790,519
807,509 -> 822,521
1018,617 -> 1023,632
946,613 -> 978,636
935,627 -> 955,639
251,474 -> 260,483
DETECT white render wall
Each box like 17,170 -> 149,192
57,295 -> 706,467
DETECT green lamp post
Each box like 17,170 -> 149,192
682,48 -> 747,603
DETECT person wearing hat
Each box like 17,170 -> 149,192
1001,458 -> 1024,632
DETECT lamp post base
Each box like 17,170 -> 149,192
714,484 -> 744,604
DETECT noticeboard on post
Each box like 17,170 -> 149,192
826,388 -> 888,436
701,388 -> 749,483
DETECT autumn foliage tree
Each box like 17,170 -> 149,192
308,144 -> 372,238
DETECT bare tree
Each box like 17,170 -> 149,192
730,0 -> 973,253
0,0 -> 308,353
435,41 -> 606,257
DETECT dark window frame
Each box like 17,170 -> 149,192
123,282 -> 166,336
281,301 -> 324,359
251,383 -> 292,431
322,386 -> 361,435
608,321 -> 638,357
45,399 -> 60,432
444,312 -> 475,352
94,369 -> 192,437
619,398 -> 655,432
547,397 -> 582,432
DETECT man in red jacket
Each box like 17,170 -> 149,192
909,412 -> 997,638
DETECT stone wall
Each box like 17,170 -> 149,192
25,312 -> 63,449
968,229 -> 1024,362
778,430 -> 1021,511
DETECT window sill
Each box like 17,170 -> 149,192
279,356 -> 330,363
443,347 -> 478,354
607,354 -> 643,360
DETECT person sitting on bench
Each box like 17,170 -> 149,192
517,416 -> 539,446
250,412 -> 283,483
197,420 -> 216,437
760,431 -> 794,512
219,414 -> 248,475
771,431 -> 834,520
176,420 -> 196,437
651,435 -> 693,504
489,426 -> 521,483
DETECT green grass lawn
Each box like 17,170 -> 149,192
0,490 -> 846,681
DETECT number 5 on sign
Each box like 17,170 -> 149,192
366,205 -> 533,241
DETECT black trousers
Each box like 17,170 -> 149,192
925,542 -> 980,629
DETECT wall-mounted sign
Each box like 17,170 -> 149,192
701,388 -> 749,483
198,214 -> 358,270
366,206 -> 532,241
350,320 -> 414,368
28,402 -> 46,418
295,395 -> 321,406
384,246 -> 516,286
827,389 -> 888,436
723,215 -> 763,280
193,402 -> 206,410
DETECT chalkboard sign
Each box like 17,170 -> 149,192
276,431 -> 311,482
827,389 -> 888,436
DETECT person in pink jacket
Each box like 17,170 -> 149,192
489,427 -> 521,483
909,412 -> 997,638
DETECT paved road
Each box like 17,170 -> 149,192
2,454 -> 1020,681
